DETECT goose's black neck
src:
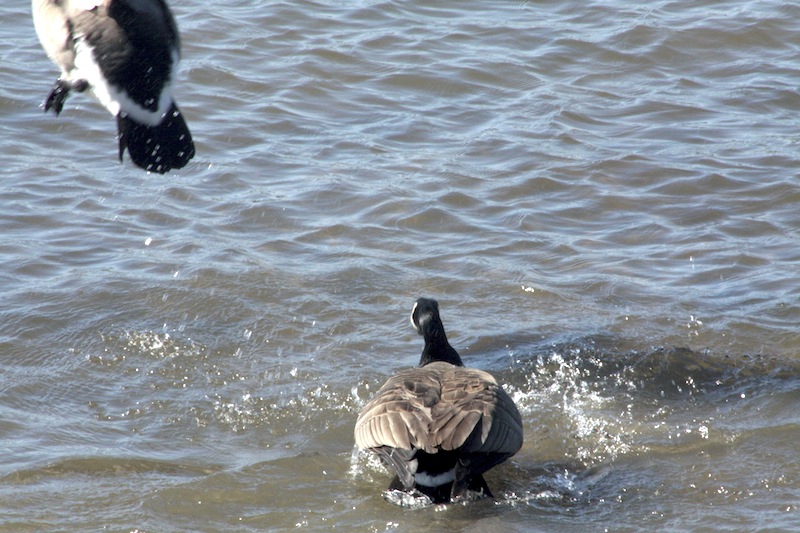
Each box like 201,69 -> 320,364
413,298 -> 464,367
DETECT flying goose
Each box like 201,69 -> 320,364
32,0 -> 195,173
355,298 -> 523,504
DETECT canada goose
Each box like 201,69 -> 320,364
355,298 -> 523,504
32,0 -> 195,174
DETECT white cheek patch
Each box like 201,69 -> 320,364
72,39 -> 175,126
414,469 -> 455,488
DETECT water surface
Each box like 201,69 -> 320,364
2,0 -> 800,530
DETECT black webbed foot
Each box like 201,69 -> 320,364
451,474 -> 493,503
44,79 -> 89,115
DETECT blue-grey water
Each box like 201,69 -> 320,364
2,0 -> 800,530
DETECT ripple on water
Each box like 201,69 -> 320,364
475,339 -> 800,516
5,0 -> 800,529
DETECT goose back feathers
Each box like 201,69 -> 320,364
32,0 -> 195,173
355,298 -> 523,504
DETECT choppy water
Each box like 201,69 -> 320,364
2,0 -> 800,530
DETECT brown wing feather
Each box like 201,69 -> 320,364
355,361 -> 523,457
464,386 -> 523,455
355,367 -> 441,452
435,365 -> 522,453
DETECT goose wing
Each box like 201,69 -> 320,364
355,365 -> 444,453
436,364 -> 523,455
354,362 -> 523,457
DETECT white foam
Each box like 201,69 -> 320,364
415,468 -> 455,487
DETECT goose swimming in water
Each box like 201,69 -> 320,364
32,0 -> 195,173
355,298 -> 523,504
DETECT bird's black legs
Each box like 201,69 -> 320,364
44,78 -> 89,115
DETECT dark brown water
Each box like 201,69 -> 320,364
2,0 -> 800,530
